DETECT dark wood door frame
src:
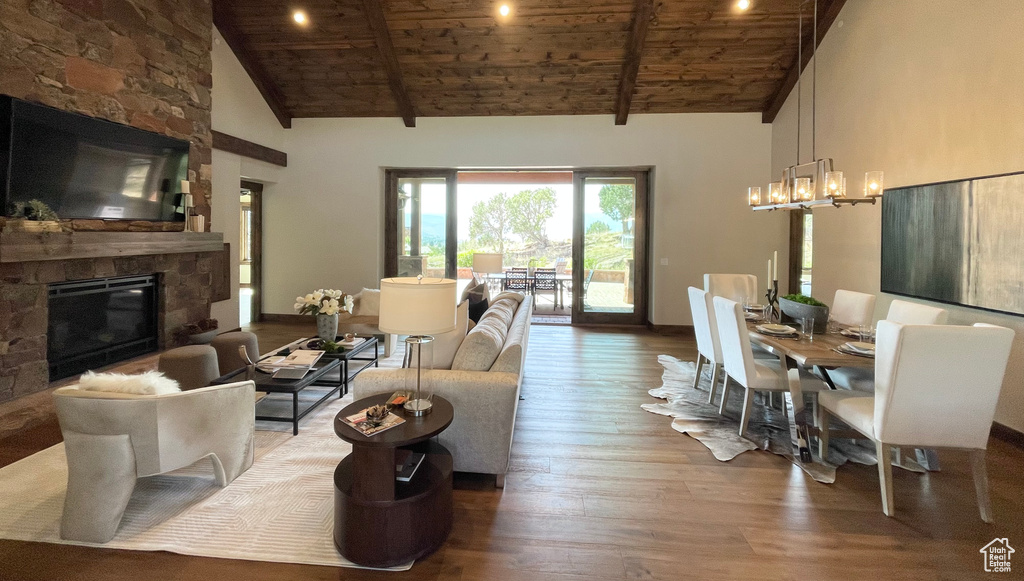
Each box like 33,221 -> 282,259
571,169 -> 650,326
241,180 -> 263,322
788,209 -> 808,296
384,169 -> 458,279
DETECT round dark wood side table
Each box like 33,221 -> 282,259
333,394 -> 454,568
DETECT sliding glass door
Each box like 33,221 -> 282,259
385,168 -> 649,325
385,170 -> 457,279
572,171 -> 648,325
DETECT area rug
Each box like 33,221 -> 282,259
0,352 -> 412,570
642,355 -> 924,484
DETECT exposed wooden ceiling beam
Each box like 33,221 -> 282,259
361,0 -> 417,128
213,7 -> 292,129
761,0 -> 847,124
614,0 -> 655,126
212,131 -> 288,167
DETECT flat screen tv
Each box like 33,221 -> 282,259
881,171 -> 1024,317
0,96 -> 188,221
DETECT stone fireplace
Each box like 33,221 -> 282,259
0,230 -> 226,403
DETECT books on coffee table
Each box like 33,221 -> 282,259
395,449 -> 425,482
258,350 -> 325,379
341,406 -> 405,436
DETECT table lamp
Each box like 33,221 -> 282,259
378,276 -> 457,415
472,253 -> 503,291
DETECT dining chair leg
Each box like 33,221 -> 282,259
718,375 -> 732,415
875,441 -> 895,517
969,449 -> 993,523
738,388 -> 755,437
816,406 -> 830,462
708,364 -> 720,404
692,356 -> 706,391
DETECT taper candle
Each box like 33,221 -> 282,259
180,180 -> 190,194
773,250 -> 778,281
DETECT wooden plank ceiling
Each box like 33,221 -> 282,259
212,0 -> 845,127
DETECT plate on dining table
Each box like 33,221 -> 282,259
756,324 -> 798,337
744,304 -> 767,311
840,328 -> 874,340
837,341 -> 875,358
744,312 -> 761,321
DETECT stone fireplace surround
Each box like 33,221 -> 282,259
0,231 -> 225,404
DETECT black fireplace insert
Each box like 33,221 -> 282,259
48,275 -> 159,380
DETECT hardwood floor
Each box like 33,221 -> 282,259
1,323 -> 1021,580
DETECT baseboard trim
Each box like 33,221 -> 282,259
991,422 -> 1024,450
646,323 -> 695,337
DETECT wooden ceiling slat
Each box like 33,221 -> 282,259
215,0 -> 833,122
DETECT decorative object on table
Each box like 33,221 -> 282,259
180,180 -> 193,232
341,404 -> 405,436
5,199 -> 64,232
745,0 -> 883,212
778,294 -> 830,333
364,404 -> 391,427
379,275 -> 458,416
294,288 -> 354,342
387,391 -> 413,406
175,318 -> 219,345
344,332 -> 355,342
764,251 -> 780,322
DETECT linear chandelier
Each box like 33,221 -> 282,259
748,0 -> 883,211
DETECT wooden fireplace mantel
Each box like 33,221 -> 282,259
0,231 -> 225,263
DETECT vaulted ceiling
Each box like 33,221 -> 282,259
212,0 -> 845,128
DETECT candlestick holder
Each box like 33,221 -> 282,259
765,280 -> 779,323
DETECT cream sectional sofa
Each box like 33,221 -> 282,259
352,294 -> 532,487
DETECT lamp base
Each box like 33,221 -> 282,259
404,398 -> 433,416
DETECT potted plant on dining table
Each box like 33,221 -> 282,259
778,294 -> 830,333
294,289 -> 354,342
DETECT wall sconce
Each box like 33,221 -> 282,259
748,186 -> 762,206
864,171 -> 884,197
825,171 -> 845,198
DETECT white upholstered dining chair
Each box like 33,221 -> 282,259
53,381 -> 256,543
712,296 -> 827,436
830,289 -> 876,327
704,274 -> 758,304
829,299 -> 949,392
816,322 -> 1014,521
688,287 -> 726,404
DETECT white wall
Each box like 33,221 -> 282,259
265,113 -> 782,325
771,0 -> 1024,430
209,27 -> 289,330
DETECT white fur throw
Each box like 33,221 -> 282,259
77,371 -> 181,395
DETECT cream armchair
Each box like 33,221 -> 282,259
817,322 -> 1014,521
53,381 -> 256,543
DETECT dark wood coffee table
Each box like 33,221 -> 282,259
333,394 -> 454,568
212,357 -> 342,435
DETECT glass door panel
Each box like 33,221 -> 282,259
573,171 -> 648,325
386,170 -> 457,280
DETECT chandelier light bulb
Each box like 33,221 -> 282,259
293,10 -> 307,24
499,4 -> 510,17
737,0 -> 751,10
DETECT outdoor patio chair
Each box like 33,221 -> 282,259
533,268 -> 558,310
581,270 -> 596,308
505,268 -> 529,292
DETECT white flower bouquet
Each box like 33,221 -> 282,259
294,289 -> 354,317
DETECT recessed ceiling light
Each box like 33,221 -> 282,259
736,0 -> 751,10
498,4 -> 511,17
293,10 -> 308,24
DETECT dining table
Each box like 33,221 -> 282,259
747,319 -> 874,463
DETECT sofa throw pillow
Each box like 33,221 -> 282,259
430,299 -> 470,370
460,277 -> 491,323
353,288 -> 381,316
451,313 -> 508,371
490,291 -> 526,305
78,371 -> 181,395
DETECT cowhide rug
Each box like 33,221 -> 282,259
642,355 -> 925,484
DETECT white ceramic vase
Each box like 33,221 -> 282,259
316,313 -> 338,342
